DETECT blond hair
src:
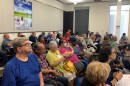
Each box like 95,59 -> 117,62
86,61 -> 110,85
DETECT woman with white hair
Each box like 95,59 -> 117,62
46,41 -> 76,86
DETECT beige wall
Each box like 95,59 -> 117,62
0,0 -> 63,33
89,2 -> 110,36
36,0 -> 65,10
64,2 -> 110,37
0,31 -> 63,47
0,0 -> 130,45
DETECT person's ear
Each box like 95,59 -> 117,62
17,47 -> 21,52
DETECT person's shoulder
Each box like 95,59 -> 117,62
2,39 -> 7,43
46,50 -> 52,60
5,57 -> 17,69
58,47 -> 62,50
81,77 -> 95,86
59,47 -> 66,52
56,50 -> 61,54
28,53 -> 37,60
46,50 -> 52,57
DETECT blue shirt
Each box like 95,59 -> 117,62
2,53 -> 41,86
2,39 -> 12,51
29,35 -> 37,43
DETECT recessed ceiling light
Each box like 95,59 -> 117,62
69,0 -> 82,4
118,0 -> 122,2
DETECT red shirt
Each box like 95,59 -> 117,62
65,32 -> 71,37
62,37 -> 69,43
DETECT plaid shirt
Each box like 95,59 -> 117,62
36,55 -> 56,78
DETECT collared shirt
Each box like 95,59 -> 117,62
36,54 -> 55,78
46,50 -> 67,73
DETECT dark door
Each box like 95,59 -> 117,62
63,11 -> 73,35
75,9 -> 89,35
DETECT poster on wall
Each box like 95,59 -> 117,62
14,0 -> 32,30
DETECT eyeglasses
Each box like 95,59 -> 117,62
20,43 -> 32,47
38,48 -> 46,52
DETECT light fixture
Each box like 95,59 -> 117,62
118,0 -> 122,2
69,0 -> 82,5
74,0 -> 78,4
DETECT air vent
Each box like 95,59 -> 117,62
94,0 -> 102,2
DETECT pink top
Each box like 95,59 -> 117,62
59,47 -> 79,63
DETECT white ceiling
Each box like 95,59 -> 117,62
57,0 -> 121,4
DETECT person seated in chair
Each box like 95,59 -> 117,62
0,51 -> 8,66
59,40 -> 84,75
46,41 -> 76,86
81,61 -> 110,86
2,37 -> 44,86
29,32 -> 37,43
2,33 -> 13,52
33,42 -> 68,86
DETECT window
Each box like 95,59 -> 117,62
109,6 -> 117,35
109,5 -> 130,39
120,5 -> 129,38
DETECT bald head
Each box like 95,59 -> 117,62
4,33 -> 10,39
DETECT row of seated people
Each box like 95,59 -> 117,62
1,32 -> 129,60
1,37 -> 86,86
1,31 -> 130,71
1,31 -> 130,72
1,29 -> 128,54
0,30 -> 130,85
1,35 -> 130,86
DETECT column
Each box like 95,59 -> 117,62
128,6 -> 130,42
115,1 -> 121,43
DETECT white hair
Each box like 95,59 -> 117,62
49,41 -> 57,48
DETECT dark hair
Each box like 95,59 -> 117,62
102,36 -> 110,46
59,40 -> 64,46
69,37 -> 77,43
38,35 -> 44,42
32,43 -> 39,52
71,33 -> 75,36
19,35 -> 25,37
123,45 -> 129,50
98,46 -> 113,62
56,33 -> 61,39
123,33 -> 126,36
90,32 -> 94,37
118,46 -> 123,51
41,32 -> 45,35
104,36 -> 110,40
53,31 -> 55,33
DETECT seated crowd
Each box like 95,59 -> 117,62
0,30 -> 130,86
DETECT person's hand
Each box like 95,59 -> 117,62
104,84 -> 110,86
61,57 -> 65,61
62,52 -> 70,57
8,43 -> 12,46
67,43 -> 71,48
115,71 -> 123,81
79,51 -> 84,55
52,70 -> 60,76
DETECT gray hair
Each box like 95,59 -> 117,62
13,37 -> 28,52
49,41 -> 57,48
32,42 -> 39,52
82,33 -> 86,37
